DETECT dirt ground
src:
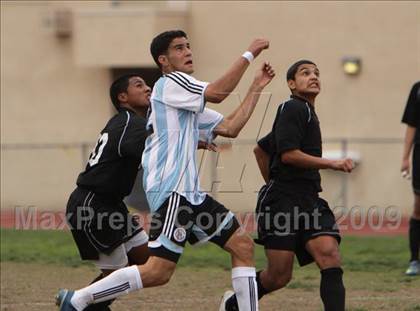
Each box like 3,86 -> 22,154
1,262 -> 419,311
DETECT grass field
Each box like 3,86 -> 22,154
1,229 -> 420,310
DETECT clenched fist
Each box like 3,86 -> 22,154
247,38 -> 270,59
330,158 -> 354,173
253,62 -> 275,89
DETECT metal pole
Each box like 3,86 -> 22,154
341,139 -> 348,209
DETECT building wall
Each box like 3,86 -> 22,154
188,1 -> 419,215
1,1 -> 419,215
1,1 -> 110,210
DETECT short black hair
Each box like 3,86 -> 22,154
286,60 -> 316,81
150,30 -> 188,69
109,74 -> 140,110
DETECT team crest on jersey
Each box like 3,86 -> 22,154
173,227 -> 187,242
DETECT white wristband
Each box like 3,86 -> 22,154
242,51 -> 254,63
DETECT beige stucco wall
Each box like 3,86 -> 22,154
1,1 -> 109,210
189,1 -> 420,215
1,1 -> 419,215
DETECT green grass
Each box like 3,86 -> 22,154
0,229 -> 410,272
2,229 -> 419,309
0,228 -> 269,269
1,229 -> 83,266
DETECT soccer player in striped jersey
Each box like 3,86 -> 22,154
56,30 -> 274,311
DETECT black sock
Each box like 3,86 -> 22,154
409,218 -> 420,262
255,271 -> 270,299
84,274 -> 113,311
320,267 -> 345,311
225,270 -> 270,311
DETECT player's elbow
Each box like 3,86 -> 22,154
211,96 -> 225,104
227,130 -> 239,138
206,94 -> 224,104
220,130 -> 238,138
221,121 -> 239,138
281,150 -> 297,164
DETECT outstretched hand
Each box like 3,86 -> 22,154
254,62 -> 275,89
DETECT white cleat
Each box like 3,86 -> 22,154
405,260 -> 419,276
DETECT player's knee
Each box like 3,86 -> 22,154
239,236 -> 255,258
226,234 -> 254,260
142,258 -> 176,287
149,268 -> 173,286
265,269 -> 292,290
315,245 -> 341,268
276,273 -> 292,289
155,272 -> 172,286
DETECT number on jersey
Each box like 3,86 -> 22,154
88,133 -> 108,166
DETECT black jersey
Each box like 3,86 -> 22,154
402,81 -> 420,144
258,95 -> 322,193
77,108 -> 148,200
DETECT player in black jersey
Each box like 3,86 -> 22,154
221,60 -> 354,311
64,74 -> 152,311
401,81 -> 420,276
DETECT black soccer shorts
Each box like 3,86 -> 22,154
255,180 -> 341,266
66,187 -> 143,260
148,193 -> 240,263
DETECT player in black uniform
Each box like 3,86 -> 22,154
401,81 -> 420,276
63,74 -> 151,310
221,60 -> 354,311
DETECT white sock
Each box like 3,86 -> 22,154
70,265 -> 142,310
232,266 -> 258,311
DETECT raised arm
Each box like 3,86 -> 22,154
213,62 -> 275,138
204,39 -> 269,103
